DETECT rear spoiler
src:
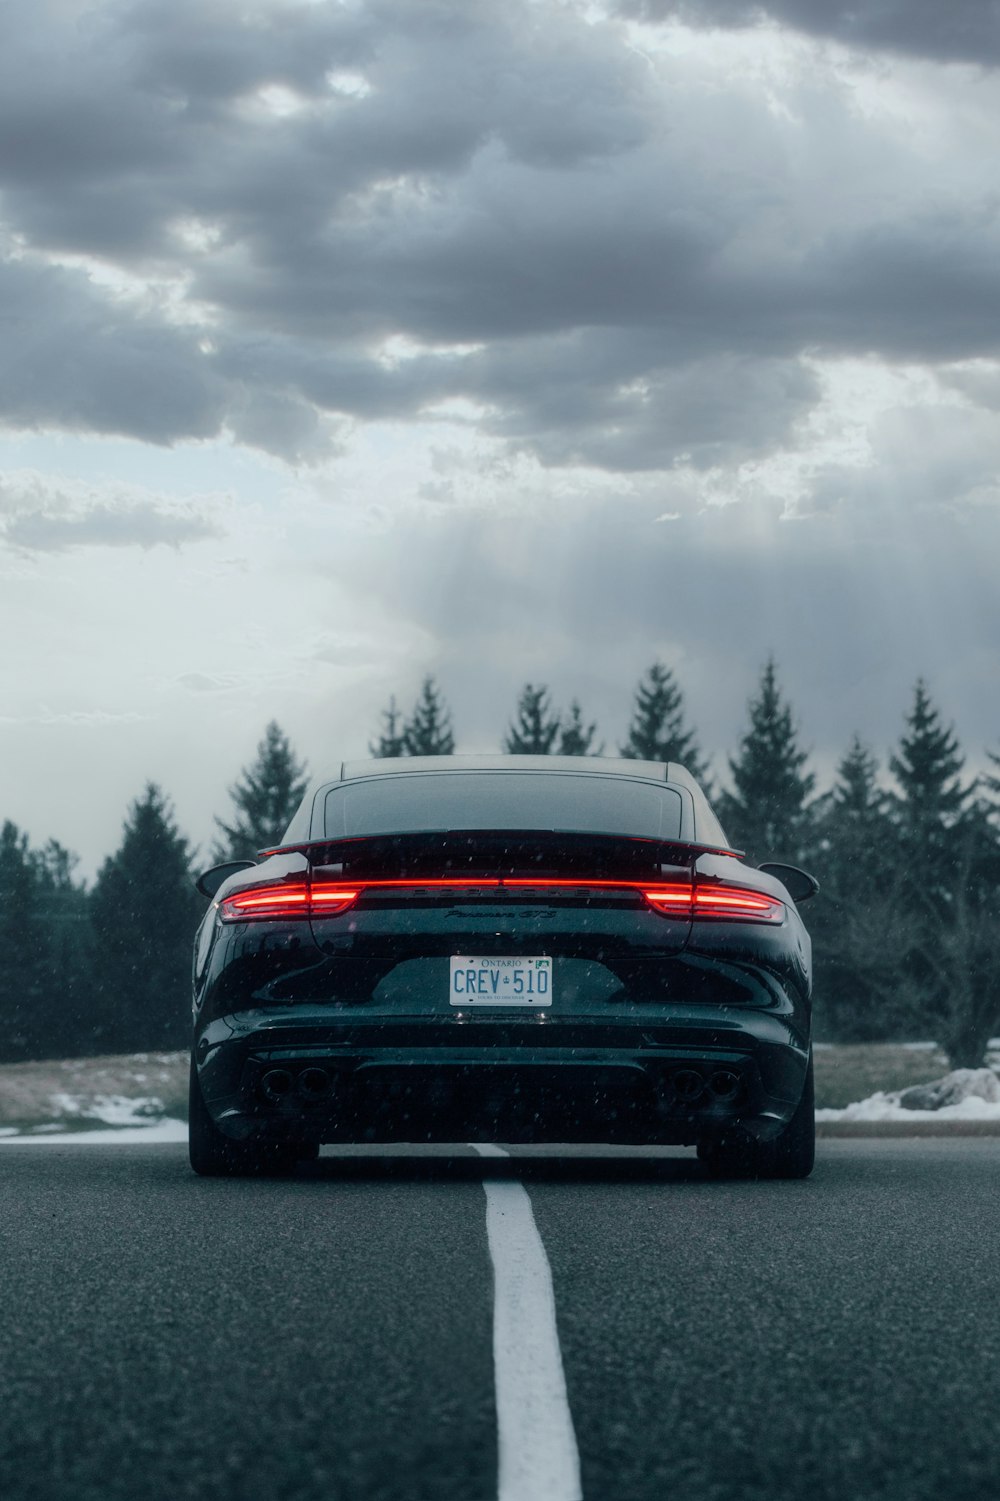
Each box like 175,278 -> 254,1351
257,831 -> 745,862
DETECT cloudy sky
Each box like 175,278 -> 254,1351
2,0 -> 999,873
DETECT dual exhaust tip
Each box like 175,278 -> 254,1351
260,1067 -> 331,1102
671,1068 -> 742,1105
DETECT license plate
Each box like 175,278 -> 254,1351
449,956 -> 552,1007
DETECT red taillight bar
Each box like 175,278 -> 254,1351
690,887 -> 783,919
218,877 -> 784,924
645,885 -> 784,923
218,884 -> 358,922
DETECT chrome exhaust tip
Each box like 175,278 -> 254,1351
298,1067 -> 332,1100
709,1069 -> 742,1102
260,1068 -> 294,1102
673,1068 -> 705,1103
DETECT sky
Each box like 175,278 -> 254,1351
1,0 -> 999,876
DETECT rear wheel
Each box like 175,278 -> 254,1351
188,1059 -> 304,1177
700,1055 -> 815,1180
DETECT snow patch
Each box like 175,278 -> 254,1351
898,1068 -> 1000,1111
47,1092 -> 167,1127
0,1091 -> 184,1143
817,1068 -> 1000,1122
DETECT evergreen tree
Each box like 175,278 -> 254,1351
831,736 -> 886,826
558,700 -> 603,756
0,822 -> 48,1059
889,680 -> 966,858
90,785 -> 204,1052
369,695 -> 406,758
620,663 -> 706,777
926,805 -> 1000,1067
36,840 -> 97,1058
815,734 -> 893,880
0,824 -> 94,1061
720,658 -> 815,862
880,684 -> 999,1065
213,721 -> 308,861
874,791 -> 1000,1069
503,684 -> 560,754
402,677 -> 455,755
809,738 -> 905,1043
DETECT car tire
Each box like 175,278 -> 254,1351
188,1058 -> 300,1177
699,1054 -> 815,1181
756,1053 -> 815,1179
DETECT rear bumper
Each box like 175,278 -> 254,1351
195,1004 -> 811,1147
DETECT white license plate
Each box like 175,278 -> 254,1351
449,956 -> 552,1007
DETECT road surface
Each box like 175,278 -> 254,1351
0,1139 -> 997,1501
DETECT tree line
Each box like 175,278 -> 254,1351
3,662 -> 999,1068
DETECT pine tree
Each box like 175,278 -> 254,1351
35,839 -> 96,1058
889,680 -> 966,856
90,785 -> 204,1052
369,696 -> 406,758
620,663 -> 706,777
503,684 -> 560,754
874,686 -> 1000,1065
817,733 -> 893,876
832,736 -> 885,824
0,822 -> 48,1059
0,824 -> 96,1060
558,700 -> 603,756
213,721 -> 308,861
930,804 -> 1000,1066
402,677 -> 455,755
809,738 -> 905,1042
720,658 -> 815,862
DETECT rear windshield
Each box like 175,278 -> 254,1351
322,772 -> 683,840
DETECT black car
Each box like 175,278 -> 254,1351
189,756 -> 818,1177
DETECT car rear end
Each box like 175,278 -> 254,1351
191,760 -> 813,1158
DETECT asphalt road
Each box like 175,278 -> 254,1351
0,1140 -> 998,1501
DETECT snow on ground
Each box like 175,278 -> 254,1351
48,1092 -> 168,1127
0,1088 -> 188,1144
817,1068 -> 1000,1123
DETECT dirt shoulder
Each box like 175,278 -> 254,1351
0,1053 -> 187,1133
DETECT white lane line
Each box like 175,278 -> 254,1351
473,1144 -> 583,1501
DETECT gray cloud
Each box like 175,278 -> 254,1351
0,0 -> 998,474
805,402 -> 1000,515
618,1 -> 1000,66
4,504 -> 219,552
0,477 -> 222,552
0,257 -> 226,443
471,347 -> 820,471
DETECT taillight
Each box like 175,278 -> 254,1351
692,886 -> 784,922
218,884 -> 358,923
644,883 -> 784,924
640,885 -> 693,916
217,877 -> 781,924
308,888 -> 360,915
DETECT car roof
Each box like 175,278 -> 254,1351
341,753 -> 677,781
280,755 -> 727,849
